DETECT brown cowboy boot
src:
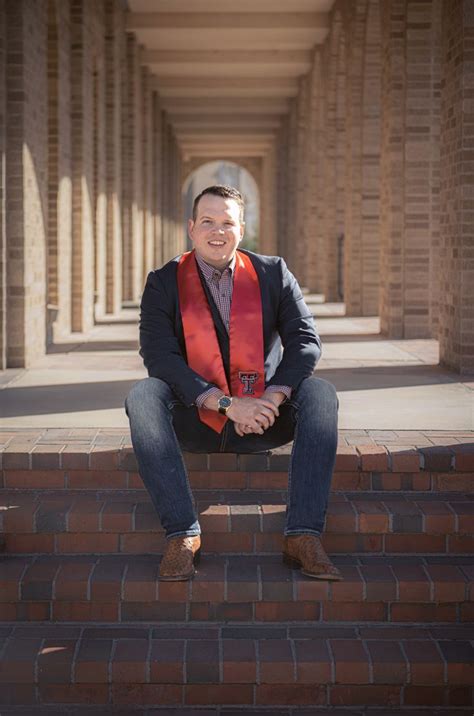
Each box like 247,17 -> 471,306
159,535 -> 201,581
283,534 -> 343,581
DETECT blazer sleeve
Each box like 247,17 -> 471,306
139,269 -> 217,406
266,257 -> 322,390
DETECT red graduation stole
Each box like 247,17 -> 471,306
177,249 -> 265,433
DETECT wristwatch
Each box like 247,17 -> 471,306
217,395 -> 232,415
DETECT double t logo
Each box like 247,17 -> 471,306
238,371 -> 259,395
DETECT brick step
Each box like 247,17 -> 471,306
1,490 -> 472,556
0,623 -> 473,709
1,709 -> 473,716
1,554 -> 473,624
2,466 -> 473,493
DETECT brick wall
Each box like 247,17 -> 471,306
438,0 -> 474,373
5,0 -> 48,367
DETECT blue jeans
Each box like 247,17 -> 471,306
125,376 -> 338,539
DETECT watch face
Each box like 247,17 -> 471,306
219,396 -> 232,409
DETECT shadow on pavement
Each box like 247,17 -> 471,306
0,380 -> 140,417
0,364 -> 468,419
47,340 -> 139,354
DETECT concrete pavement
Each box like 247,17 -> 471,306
0,300 -> 472,430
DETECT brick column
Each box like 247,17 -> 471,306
438,0 -> 474,373
360,0 -> 382,316
47,0 -> 72,341
295,76 -> 309,286
344,0 -> 367,316
285,102 -> 298,273
379,0 -> 441,338
93,3 -> 107,325
275,117 -> 289,258
0,4 -> 6,369
172,133 -> 184,257
321,11 -> 346,303
126,35 -> 144,303
175,139 -> 185,256
70,0 -> 105,332
260,148 -> 277,256
142,67 -> 154,277
305,50 -> 325,293
161,119 -> 171,263
121,32 -> 133,302
153,95 -> 164,268
133,43 -> 144,302
104,0 -> 123,316
5,0 -> 48,367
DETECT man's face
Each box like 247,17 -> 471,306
188,194 -> 244,269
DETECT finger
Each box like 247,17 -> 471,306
258,399 -> 280,415
257,409 -> 276,427
263,410 -> 276,426
259,405 -> 278,420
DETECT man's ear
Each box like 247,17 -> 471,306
239,221 -> 245,241
187,218 -> 195,243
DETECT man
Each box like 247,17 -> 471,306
125,185 -> 342,582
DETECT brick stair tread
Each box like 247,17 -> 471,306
1,489 -> 472,557
1,553 -> 473,626
1,488 -> 472,530
0,705 -> 472,715
0,623 -> 473,708
2,428 -> 474,474
0,710 -> 473,716
2,467 -> 473,494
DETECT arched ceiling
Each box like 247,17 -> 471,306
126,0 -> 336,161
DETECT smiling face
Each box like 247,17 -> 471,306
187,194 -> 244,269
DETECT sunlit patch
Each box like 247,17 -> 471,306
39,646 -> 68,656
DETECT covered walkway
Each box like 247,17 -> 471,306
0,0 -> 473,375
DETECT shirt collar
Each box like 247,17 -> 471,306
194,250 -> 236,279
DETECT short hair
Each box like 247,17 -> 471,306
192,185 -> 245,223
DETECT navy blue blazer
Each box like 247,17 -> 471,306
139,249 -> 322,407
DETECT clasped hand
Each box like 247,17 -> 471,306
227,396 -> 279,436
